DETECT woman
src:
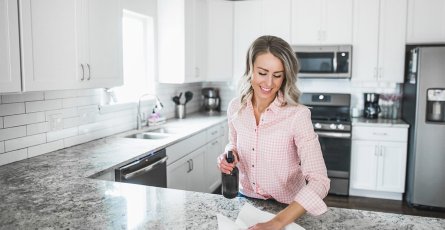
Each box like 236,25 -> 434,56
218,35 -> 330,230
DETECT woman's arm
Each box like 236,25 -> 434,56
248,201 -> 305,230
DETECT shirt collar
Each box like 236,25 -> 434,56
248,91 -> 286,114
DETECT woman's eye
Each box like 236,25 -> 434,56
273,74 -> 282,78
259,72 -> 267,76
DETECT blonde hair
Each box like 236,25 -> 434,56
237,35 -> 301,110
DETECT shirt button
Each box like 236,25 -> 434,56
253,182 -> 255,185
252,164 -> 254,167
252,148 -> 254,151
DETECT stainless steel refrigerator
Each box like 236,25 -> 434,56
402,46 -> 445,209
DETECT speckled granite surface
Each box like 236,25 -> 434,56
0,113 -> 443,229
352,117 -> 409,128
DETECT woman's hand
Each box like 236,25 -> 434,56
217,151 -> 239,174
248,219 -> 284,230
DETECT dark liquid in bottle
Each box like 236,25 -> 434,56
222,151 -> 239,199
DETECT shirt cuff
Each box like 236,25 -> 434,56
294,186 -> 328,216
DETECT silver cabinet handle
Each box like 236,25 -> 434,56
190,159 -> 194,171
316,131 -> 351,139
187,159 -> 192,173
211,140 -> 218,146
87,64 -> 91,80
123,156 -> 168,180
375,145 -> 379,156
80,64 -> 85,81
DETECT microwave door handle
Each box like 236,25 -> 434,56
333,52 -> 338,73
123,156 -> 168,180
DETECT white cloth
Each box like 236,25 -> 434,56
217,203 -> 305,230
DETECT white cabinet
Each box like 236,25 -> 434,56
350,126 -> 408,200
291,0 -> 353,45
406,0 -> 445,44
166,121 -> 227,193
168,145 -> 206,192
0,0 -> 21,93
233,0 -> 291,80
19,0 -> 123,91
158,0 -> 207,84
206,0 -> 234,82
352,0 -> 407,83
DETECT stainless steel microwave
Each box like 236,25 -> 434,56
292,45 -> 352,79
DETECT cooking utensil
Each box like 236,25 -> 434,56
184,91 -> 193,104
172,96 -> 180,105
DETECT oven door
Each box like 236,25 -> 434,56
316,131 -> 351,195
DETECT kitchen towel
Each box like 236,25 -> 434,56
217,203 -> 305,230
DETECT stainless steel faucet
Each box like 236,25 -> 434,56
137,93 -> 164,130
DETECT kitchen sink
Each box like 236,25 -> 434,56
148,127 -> 180,134
125,132 -> 171,140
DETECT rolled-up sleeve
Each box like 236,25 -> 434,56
293,107 -> 330,216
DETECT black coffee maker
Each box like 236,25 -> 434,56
364,93 -> 381,119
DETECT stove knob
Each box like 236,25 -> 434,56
338,124 -> 345,130
329,124 -> 337,130
314,123 -> 322,129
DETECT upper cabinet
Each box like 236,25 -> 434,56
233,0 -> 291,80
291,0 -> 353,45
352,0 -> 407,83
158,0 -> 207,84
407,0 -> 445,44
20,0 -> 123,91
206,0 -> 233,82
0,0 -> 21,93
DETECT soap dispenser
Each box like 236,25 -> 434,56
222,151 -> 239,199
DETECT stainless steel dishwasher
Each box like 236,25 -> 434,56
115,148 -> 168,187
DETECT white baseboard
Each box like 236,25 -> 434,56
349,188 -> 403,200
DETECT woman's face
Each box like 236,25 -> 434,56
251,52 -> 285,104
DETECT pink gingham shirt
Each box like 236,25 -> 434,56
225,93 -> 330,216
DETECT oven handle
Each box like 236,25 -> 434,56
316,131 -> 351,139
123,156 -> 168,180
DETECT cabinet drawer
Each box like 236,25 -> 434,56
206,124 -> 222,141
352,126 -> 407,142
166,131 -> 207,165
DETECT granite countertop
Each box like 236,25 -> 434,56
352,117 -> 409,128
1,113 -> 444,229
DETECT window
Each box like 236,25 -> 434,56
111,10 -> 155,104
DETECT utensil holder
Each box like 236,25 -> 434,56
175,104 -> 186,119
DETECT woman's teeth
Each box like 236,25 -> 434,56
261,87 -> 272,92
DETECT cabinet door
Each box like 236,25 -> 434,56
262,0 -> 291,42
20,0 -> 81,91
407,0 -> 445,44
378,142 -> 407,192
377,0 -> 407,83
323,0 -> 353,44
84,0 -> 123,88
207,0 -> 234,82
351,0 -> 379,82
205,138 -> 223,193
189,0 -> 207,83
188,145 -> 206,193
0,0 -> 21,93
233,0 -> 262,80
291,0 -> 322,45
167,154 -> 190,191
350,140 -> 378,190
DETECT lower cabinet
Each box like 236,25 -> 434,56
167,145 -> 206,192
167,121 -> 227,193
350,125 -> 408,200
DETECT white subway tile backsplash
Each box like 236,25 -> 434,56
28,140 -> 64,158
0,148 -> 28,166
27,122 -> 50,135
0,103 -> 25,116
45,108 -> 78,120
0,141 -> 4,153
76,89 -> 102,97
62,95 -> 101,108
26,99 -> 62,113
63,117 -> 80,129
0,117 -> 3,128
5,133 -> 46,152
46,127 -> 78,142
44,90 -> 78,100
0,126 -> 26,141
1,92 -> 44,103
4,112 -> 45,128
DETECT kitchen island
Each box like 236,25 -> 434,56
0,114 -> 444,229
